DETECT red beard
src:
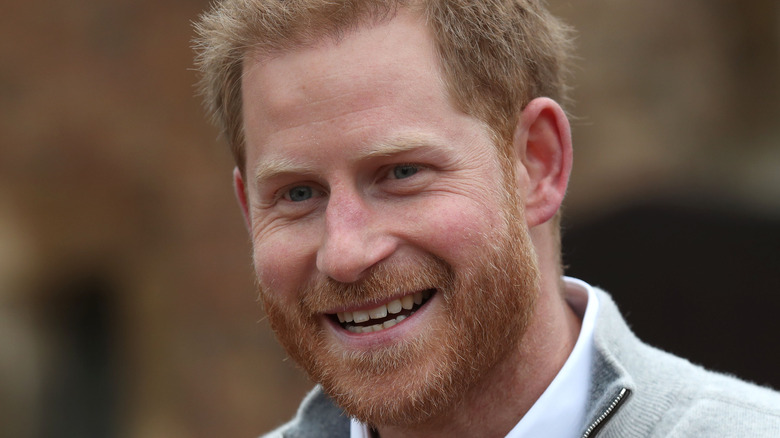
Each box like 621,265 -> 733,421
259,195 -> 540,427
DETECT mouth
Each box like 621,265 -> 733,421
329,288 -> 436,334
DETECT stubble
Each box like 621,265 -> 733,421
259,190 -> 540,427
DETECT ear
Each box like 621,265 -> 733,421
233,167 -> 251,231
512,97 -> 573,227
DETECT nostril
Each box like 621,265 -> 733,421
316,254 -> 367,284
316,239 -> 394,284
316,204 -> 399,283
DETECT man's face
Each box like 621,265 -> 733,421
240,11 -> 540,426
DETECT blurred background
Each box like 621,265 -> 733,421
0,0 -> 777,437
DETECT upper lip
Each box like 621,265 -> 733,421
322,288 -> 431,315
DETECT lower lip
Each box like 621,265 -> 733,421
323,291 -> 439,348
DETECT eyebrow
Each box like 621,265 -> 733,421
254,157 -> 318,185
363,133 -> 446,158
253,133 -> 447,185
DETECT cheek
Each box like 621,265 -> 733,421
408,198 -> 505,257
252,233 -> 315,301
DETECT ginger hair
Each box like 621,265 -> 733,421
193,0 -> 573,172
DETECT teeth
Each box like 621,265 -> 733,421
368,304 -> 387,319
345,313 -> 411,333
352,309 -> 370,324
387,299 -> 402,314
337,312 -> 355,323
339,290 -> 432,334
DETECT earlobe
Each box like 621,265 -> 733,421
513,98 -> 573,227
233,167 -> 252,231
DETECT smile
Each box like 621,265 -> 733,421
332,289 -> 435,334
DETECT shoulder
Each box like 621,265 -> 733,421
633,348 -> 780,437
666,370 -> 780,436
591,289 -> 780,437
260,386 -> 351,438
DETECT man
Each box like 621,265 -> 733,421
193,0 -> 780,436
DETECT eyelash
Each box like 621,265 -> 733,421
388,163 -> 430,181
276,183 -> 324,203
270,163 -> 428,204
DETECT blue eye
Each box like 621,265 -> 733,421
286,186 -> 313,202
393,165 -> 419,179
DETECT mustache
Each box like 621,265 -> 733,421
301,255 -> 454,314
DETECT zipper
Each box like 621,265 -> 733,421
581,387 -> 631,438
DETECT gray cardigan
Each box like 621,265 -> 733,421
263,290 -> 780,437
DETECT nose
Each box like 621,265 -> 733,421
316,189 -> 396,283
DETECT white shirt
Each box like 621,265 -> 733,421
350,277 -> 599,438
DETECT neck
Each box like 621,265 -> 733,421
377,273 -> 581,438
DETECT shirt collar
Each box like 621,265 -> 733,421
505,276 -> 598,438
351,277 -> 599,438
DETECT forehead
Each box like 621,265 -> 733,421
239,9 -> 499,177
241,11 -> 446,129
